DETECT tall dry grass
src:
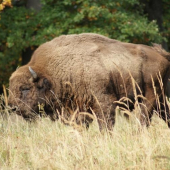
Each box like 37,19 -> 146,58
1,94 -> 170,170
1,73 -> 170,169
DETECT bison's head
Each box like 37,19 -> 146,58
8,66 -> 53,120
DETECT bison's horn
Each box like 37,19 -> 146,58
29,66 -> 37,80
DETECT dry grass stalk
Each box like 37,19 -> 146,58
2,85 -> 8,106
1,75 -> 170,169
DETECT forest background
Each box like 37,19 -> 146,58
0,0 -> 170,93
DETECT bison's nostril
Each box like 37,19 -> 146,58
11,107 -> 17,111
8,105 -> 18,112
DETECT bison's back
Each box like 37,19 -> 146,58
32,33 -> 140,80
30,33 -> 170,98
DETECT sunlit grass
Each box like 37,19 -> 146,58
1,101 -> 170,170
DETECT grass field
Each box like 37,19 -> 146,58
1,93 -> 170,170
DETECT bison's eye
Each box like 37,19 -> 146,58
20,86 -> 31,91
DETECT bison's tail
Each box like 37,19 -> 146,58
152,43 -> 170,62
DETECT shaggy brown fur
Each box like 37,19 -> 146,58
8,33 -> 170,129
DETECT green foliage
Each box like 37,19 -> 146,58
0,0 -> 164,88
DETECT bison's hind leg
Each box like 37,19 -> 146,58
158,96 -> 170,128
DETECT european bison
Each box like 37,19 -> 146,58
8,33 -> 170,129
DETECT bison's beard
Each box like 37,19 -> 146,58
14,107 -> 40,121
8,100 -> 41,121
14,102 -> 57,121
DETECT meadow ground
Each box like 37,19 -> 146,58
1,103 -> 170,170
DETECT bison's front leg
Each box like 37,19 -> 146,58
92,99 -> 116,131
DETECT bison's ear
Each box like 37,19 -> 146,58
37,78 -> 52,90
43,78 -> 51,89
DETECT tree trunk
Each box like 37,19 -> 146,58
22,0 -> 42,65
22,47 -> 36,65
141,0 -> 168,50
26,0 -> 42,11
